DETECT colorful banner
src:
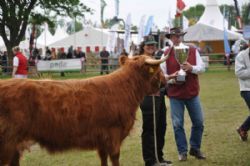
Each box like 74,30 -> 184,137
124,13 -> 131,53
223,8 -> 231,57
137,15 -> 146,44
144,16 -> 154,36
114,0 -> 119,17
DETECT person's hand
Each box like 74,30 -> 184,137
182,62 -> 193,72
166,71 -> 178,84
168,71 -> 178,79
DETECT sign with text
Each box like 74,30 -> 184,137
37,59 -> 82,72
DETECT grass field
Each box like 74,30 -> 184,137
3,69 -> 250,166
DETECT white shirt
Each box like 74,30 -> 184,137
13,56 -> 19,67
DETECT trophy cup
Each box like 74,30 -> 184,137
174,46 -> 189,82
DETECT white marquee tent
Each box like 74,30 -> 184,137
37,25 -> 55,46
49,26 -> 110,51
184,23 -> 242,41
52,26 -> 69,43
184,0 -> 242,42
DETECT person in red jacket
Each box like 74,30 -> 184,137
161,27 -> 206,161
12,46 -> 28,78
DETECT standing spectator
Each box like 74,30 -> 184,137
100,47 -> 110,75
75,47 -> 86,60
58,48 -> 67,59
12,46 -> 28,78
75,47 -> 86,72
139,35 -> 175,166
45,46 -> 52,60
67,45 -> 74,59
161,27 -> 206,161
120,48 -> 128,56
51,48 -> 57,60
1,51 -> 8,74
235,41 -> 250,141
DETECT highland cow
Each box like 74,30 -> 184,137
0,55 -> 168,166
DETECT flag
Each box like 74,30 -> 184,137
114,0 -> 119,17
137,15 -> 146,43
106,24 -> 118,52
124,13 -> 131,53
233,0 -> 243,29
100,0 -> 107,25
223,7 -> 231,57
144,16 -> 154,36
176,0 -> 186,17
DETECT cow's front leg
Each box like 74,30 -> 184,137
109,149 -> 120,166
97,148 -> 108,166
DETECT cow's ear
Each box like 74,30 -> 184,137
119,55 -> 128,66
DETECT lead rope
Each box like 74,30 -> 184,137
153,95 -> 161,166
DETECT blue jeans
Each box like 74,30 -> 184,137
240,91 -> 250,131
169,96 -> 204,154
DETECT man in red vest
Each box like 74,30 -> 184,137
12,46 -> 28,78
161,27 -> 206,161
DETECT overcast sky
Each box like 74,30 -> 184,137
82,0 -> 249,29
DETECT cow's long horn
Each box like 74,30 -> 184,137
145,46 -> 173,65
145,54 -> 169,65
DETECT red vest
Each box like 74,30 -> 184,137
16,52 -> 28,75
165,46 -> 199,99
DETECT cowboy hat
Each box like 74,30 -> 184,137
165,27 -> 187,38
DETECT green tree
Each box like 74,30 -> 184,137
183,4 -> 205,25
241,3 -> 250,25
0,0 -> 91,59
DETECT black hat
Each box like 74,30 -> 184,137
165,27 -> 187,38
144,35 -> 157,45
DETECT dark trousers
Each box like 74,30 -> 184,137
100,63 -> 109,75
140,89 -> 167,166
240,91 -> 250,131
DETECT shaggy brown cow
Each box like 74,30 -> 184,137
0,55 -> 168,166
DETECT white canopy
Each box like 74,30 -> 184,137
19,39 -> 43,49
198,0 -> 228,29
49,26 -> 110,50
37,27 -> 55,46
53,26 -> 69,43
184,0 -> 242,42
184,23 -> 242,41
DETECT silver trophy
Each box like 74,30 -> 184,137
174,46 -> 189,82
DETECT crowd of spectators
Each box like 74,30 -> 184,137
29,46 -> 86,62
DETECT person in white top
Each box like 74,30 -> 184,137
235,41 -> 250,141
12,46 -> 28,78
161,27 -> 206,161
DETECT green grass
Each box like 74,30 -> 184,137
7,70 -> 250,165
